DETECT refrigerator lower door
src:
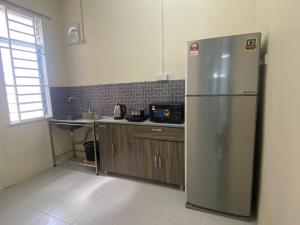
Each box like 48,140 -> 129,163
186,95 -> 257,217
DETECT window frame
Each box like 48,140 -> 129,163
0,3 -> 52,125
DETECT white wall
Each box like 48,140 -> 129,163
61,0 -> 257,86
256,0 -> 300,224
0,0 -> 65,187
62,0 -> 162,86
163,0 -> 257,77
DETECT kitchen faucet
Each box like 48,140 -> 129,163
67,96 -> 92,112
68,96 -> 80,102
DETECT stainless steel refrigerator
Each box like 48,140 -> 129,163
186,33 -> 261,218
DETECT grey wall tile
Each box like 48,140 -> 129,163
50,80 -> 185,118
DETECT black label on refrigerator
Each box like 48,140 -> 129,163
245,38 -> 257,50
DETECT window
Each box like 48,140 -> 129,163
0,4 -> 51,124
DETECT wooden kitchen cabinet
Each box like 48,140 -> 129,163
132,126 -> 184,186
100,124 -> 134,175
98,124 -> 113,172
98,123 -> 185,188
131,138 -> 157,180
131,138 -> 185,187
156,140 -> 185,186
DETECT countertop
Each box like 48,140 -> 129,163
49,116 -> 185,128
97,116 -> 185,128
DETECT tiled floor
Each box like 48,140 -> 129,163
0,166 -> 256,225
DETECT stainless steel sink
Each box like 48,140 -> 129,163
82,112 -> 98,120
54,114 -> 83,131
54,113 -> 98,131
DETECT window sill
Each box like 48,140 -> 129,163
9,116 -> 52,127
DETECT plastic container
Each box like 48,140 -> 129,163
83,141 -> 100,161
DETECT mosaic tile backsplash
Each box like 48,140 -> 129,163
50,80 -> 185,118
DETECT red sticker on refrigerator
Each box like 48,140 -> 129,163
190,42 -> 200,56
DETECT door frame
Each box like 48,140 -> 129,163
0,49 -> 8,189
0,153 -> 6,190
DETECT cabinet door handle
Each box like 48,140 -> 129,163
97,125 -> 107,128
111,144 -> 115,155
154,155 -> 158,167
151,128 -> 162,132
111,143 -> 115,162
158,156 -> 162,168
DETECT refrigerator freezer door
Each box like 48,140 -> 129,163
186,33 -> 261,96
186,96 -> 257,216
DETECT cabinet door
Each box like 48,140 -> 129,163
157,141 -> 185,186
132,138 -> 157,180
98,124 -> 113,172
109,125 -> 133,174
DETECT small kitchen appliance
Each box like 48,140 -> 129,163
149,103 -> 184,124
113,103 -> 126,119
125,109 -> 149,122
130,109 -> 145,117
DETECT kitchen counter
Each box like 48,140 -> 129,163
97,116 -> 185,128
49,116 -> 185,128
48,116 -> 184,180
48,118 -> 95,124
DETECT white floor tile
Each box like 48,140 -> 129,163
20,171 -> 89,212
0,189 -> 19,213
0,167 -> 254,225
157,190 -> 202,225
73,201 -> 125,225
201,212 -> 245,225
48,190 -> 94,223
30,214 -> 70,225
163,189 -> 187,213
5,167 -> 71,204
91,177 -> 144,207
245,220 -> 257,225
126,183 -> 171,216
114,209 -> 159,225
157,214 -> 200,225
69,174 -> 113,198
0,202 -> 43,225
20,186 -> 72,213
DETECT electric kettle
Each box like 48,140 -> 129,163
113,103 -> 126,119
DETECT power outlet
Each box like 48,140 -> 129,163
156,74 -> 168,81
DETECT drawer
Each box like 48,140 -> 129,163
132,126 -> 184,142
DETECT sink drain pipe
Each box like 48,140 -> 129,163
70,128 -> 92,145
